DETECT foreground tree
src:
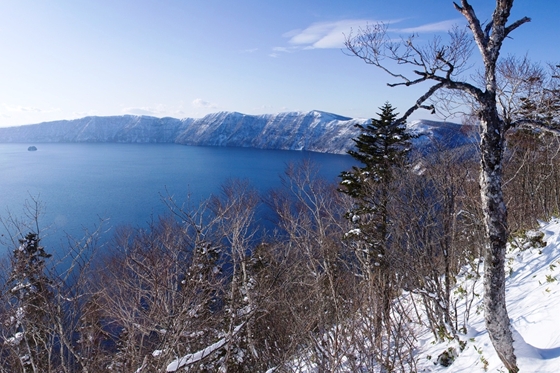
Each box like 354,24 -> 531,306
340,102 -> 412,263
4,233 -> 52,372
345,1 -> 547,371
340,102 -> 412,198
339,102 -> 413,364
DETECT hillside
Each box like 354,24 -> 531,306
284,219 -> 560,372
413,218 -> 560,372
0,111 -> 477,154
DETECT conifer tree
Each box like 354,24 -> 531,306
339,103 -> 412,360
340,102 -> 412,255
340,102 -> 412,202
5,232 -> 52,372
518,89 -> 560,129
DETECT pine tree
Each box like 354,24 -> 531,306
339,103 -> 412,359
340,102 -> 412,248
340,101 -> 413,270
5,232 -> 52,372
340,102 -> 412,203
518,89 -> 560,129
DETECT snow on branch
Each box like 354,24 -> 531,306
509,119 -> 560,136
166,322 -> 246,372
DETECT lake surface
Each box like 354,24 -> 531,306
0,143 -> 355,255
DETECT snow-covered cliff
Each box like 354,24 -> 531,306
0,115 -> 193,144
0,111 -> 477,154
174,110 -> 364,153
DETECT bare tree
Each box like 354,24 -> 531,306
0,199 -> 107,373
97,212 -> 227,372
504,129 -> 560,231
345,1 -> 543,371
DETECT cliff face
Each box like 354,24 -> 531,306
174,111 -> 364,154
0,111 -> 365,154
0,111 -> 476,154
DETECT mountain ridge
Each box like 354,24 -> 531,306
0,111 -> 476,154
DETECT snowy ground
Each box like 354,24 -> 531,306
167,219 -> 560,372
416,218 -> 560,372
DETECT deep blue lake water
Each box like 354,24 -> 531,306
0,143 -> 355,256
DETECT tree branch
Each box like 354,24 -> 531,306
387,72 -> 428,87
454,0 -> 488,58
508,119 -> 560,135
504,17 -> 531,37
398,83 -> 443,122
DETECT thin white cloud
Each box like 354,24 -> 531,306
269,46 -> 298,57
253,104 -> 274,112
123,108 -> 159,116
72,110 -> 97,118
285,19 -> 377,49
282,29 -> 302,38
240,48 -> 259,53
280,18 -> 462,51
192,98 -> 217,109
120,104 -> 190,118
272,46 -> 294,53
398,19 -> 463,33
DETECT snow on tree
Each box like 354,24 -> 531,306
340,102 -> 412,266
4,232 -> 52,372
339,102 -> 413,366
344,1 -> 542,371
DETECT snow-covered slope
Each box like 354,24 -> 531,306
408,219 -> 560,372
0,111 -> 477,154
288,218 -> 560,372
408,119 -> 479,153
0,115 -> 194,144
174,110 -> 364,153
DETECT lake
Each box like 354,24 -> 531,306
0,143 -> 355,255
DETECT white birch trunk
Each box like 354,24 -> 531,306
479,107 -> 518,373
346,2 -> 531,370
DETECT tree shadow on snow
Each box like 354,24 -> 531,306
534,346 -> 560,360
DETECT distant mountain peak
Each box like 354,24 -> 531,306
306,110 -> 353,121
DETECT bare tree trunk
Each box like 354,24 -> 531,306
479,107 -> 518,372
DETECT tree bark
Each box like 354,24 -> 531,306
454,2 -> 527,370
345,1 -> 531,370
479,104 -> 518,373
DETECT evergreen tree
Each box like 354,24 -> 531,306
339,103 -> 413,357
340,102 -> 412,203
515,65 -> 560,129
340,102 -> 412,240
5,232 -> 52,372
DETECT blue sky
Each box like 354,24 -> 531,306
0,0 -> 556,127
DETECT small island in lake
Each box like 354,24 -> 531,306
28,146 -> 37,151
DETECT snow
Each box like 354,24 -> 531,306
167,323 -> 246,372
166,337 -> 229,371
408,120 -> 433,135
0,112 -> 476,155
10,282 -> 31,293
286,217 -> 560,372
6,332 -> 23,346
345,228 -> 361,237
414,217 -> 560,372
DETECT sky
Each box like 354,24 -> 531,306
0,0 -> 557,128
